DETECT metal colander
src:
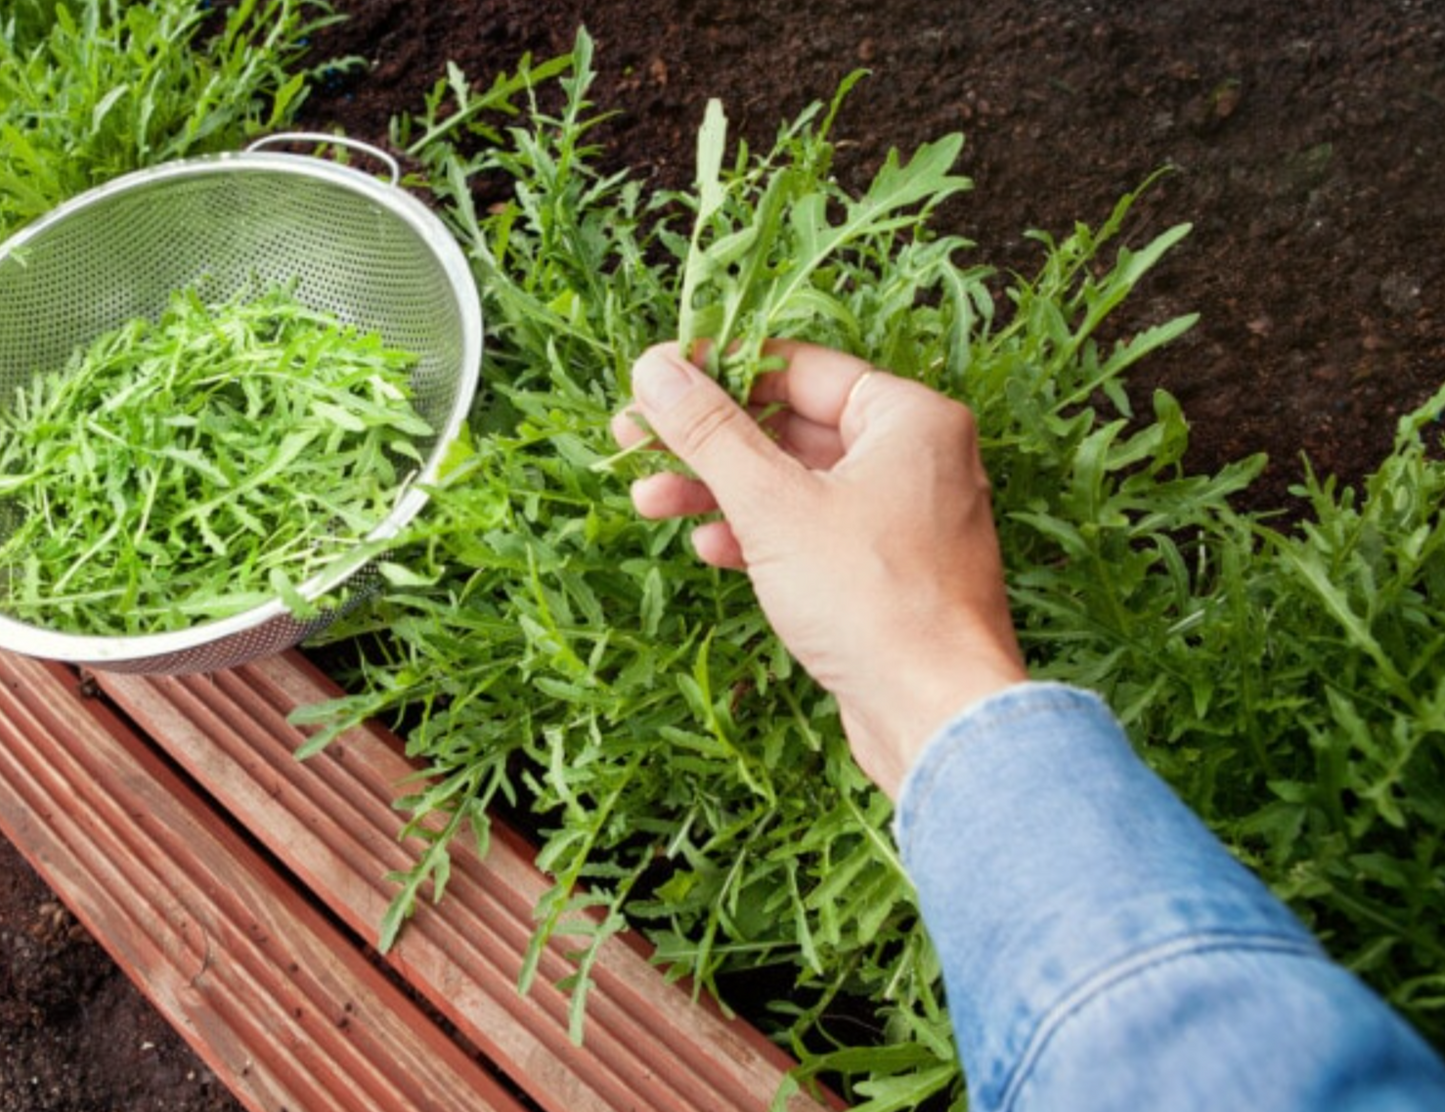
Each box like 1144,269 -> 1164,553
0,134 -> 483,674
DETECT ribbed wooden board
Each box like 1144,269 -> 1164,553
0,651 -> 524,1112
0,648 -> 833,1112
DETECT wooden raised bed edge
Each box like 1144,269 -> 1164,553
0,649 -> 839,1112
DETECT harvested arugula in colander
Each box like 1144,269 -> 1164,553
0,281 -> 430,635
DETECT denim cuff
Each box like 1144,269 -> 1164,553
892,680 -> 1319,1109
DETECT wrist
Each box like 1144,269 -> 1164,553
848,639 -> 1028,799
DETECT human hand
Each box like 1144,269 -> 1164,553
613,341 -> 1028,798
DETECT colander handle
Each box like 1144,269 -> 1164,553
246,132 -> 402,188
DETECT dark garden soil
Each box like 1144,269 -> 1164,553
2,1 -> 1443,1107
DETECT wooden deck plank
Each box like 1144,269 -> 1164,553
0,651 -> 527,1112
95,651 -> 834,1112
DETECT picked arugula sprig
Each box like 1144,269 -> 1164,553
0,281 -> 429,635
679,82 -> 972,401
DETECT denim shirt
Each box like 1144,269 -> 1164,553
895,682 -> 1445,1111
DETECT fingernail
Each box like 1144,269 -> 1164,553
633,349 -> 695,411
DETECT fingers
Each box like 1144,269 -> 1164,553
630,471 -> 718,519
613,341 -> 908,570
614,340 -> 877,467
609,407 -> 654,451
629,473 -> 745,569
759,406 -> 847,470
690,520 -> 747,569
614,389 -> 849,470
627,344 -> 796,519
749,340 -> 877,429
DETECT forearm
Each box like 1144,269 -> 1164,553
896,682 -> 1445,1111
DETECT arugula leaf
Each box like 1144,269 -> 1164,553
0,282 -> 428,635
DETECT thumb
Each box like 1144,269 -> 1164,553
630,344 -> 790,510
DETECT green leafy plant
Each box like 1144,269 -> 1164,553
3,0 -> 64,51
0,282 -> 427,633
6,9 -> 1438,1102
295,31 -> 1405,1110
675,83 -> 973,399
0,0 -> 349,238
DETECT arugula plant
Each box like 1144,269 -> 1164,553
294,31 -> 1364,1110
3,0 -> 62,50
0,0 -> 348,239
0,282 -> 427,634
6,7 -> 1438,1102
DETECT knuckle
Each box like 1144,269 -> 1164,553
676,398 -> 746,460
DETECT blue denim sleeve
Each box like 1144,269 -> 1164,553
894,682 -> 1445,1112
